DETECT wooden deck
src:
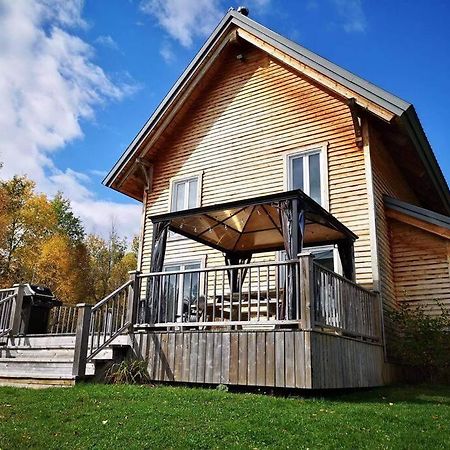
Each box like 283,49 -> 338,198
132,329 -> 385,389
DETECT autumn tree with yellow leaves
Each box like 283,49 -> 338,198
0,175 -> 138,305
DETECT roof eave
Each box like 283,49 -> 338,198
399,106 -> 450,215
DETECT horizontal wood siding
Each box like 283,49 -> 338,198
141,45 -> 372,286
134,330 -> 311,388
389,219 -> 450,315
311,332 -> 384,388
369,124 -> 419,314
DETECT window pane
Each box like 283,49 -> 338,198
312,248 -> 334,271
173,181 -> 186,211
309,153 -> 321,204
188,179 -> 198,209
291,156 -> 304,190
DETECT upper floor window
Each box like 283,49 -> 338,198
171,176 -> 200,212
168,174 -> 202,239
285,143 -> 328,209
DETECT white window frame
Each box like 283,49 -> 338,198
167,172 -> 203,240
277,245 -> 342,275
283,142 -> 329,210
163,256 -> 206,322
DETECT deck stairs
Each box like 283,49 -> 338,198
0,335 -> 130,388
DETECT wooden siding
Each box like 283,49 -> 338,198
133,330 -> 385,389
141,45 -> 373,286
311,332 -> 384,388
369,124 -> 419,313
389,219 -> 450,315
134,330 -> 310,388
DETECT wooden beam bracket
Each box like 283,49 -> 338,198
136,158 -> 153,191
347,98 -> 364,148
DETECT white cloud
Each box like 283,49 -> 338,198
95,34 -> 120,51
140,0 -> 223,48
332,0 -> 367,33
160,41 -> 175,63
0,0 -> 141,239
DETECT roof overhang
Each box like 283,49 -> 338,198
150,190 -> 357,255
385,196 -> 450,239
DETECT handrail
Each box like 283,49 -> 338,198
92,280 -> 133,312
312,261 -> 376,296
86,277 -> 139,363
0,293 -> 15,305
0,292 -> 16,338
139,259 -> 299,278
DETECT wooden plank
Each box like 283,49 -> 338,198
284,331 -> 296,388
275,332 -> 285,387
189,332 -> 199,383
256,332 -> 266,386
247,332 -> 257,386
196,332 -> 207,383
265,331 -> 275,387
212,333 -> 222,384
174,332 -> 183,381
221,332 -> 230,384
204,332 -> 215,383
294,331 -> 305,388
238,332 -> 248,385
229,332 -> 239,385
181,332 -> 190,382
167,333 -> 176,381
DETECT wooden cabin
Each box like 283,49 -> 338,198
102,10 -> 449,388
1,10 -> 449,388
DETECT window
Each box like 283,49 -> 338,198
278,245 -> 342,278
285,144 -> 328,208
169,174 -> 202,239
163,261 -> 202,322
170,177 -> 200,212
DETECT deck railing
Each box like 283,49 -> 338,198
87,280 -> 133,360
72,271 -> 141,378
47,305 -> 79,334
312,262 -> 382,342
138,260 -> 301,328
0,288 -> 16,338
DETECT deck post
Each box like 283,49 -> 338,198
127,270 -> 142,326
72,303 -> 92,378
298,253 -> 314,330
10,284 -> 25,335
298,252 -> 314,388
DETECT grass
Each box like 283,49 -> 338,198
0,384 -> 449,449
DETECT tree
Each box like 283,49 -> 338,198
85,228 -> 138,303
51,193 -> 85,244
0,177 -> 57,285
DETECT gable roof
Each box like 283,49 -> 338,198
104,10 -> 449,213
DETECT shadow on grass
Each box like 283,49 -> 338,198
143,380 -> 450,406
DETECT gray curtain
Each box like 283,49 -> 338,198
224,253 -> 252,294
279,199 -> 305,320
145,220 -> 170,323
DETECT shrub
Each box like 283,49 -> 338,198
389,303 -> 450,383
105,358 -> 152,385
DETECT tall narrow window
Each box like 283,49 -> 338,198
286,144 -> 328,208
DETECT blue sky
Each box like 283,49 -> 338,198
0,0 -> 449,238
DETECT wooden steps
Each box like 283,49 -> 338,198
0,334 -> 130,388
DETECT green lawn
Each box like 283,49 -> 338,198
0,384 -> 449,449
